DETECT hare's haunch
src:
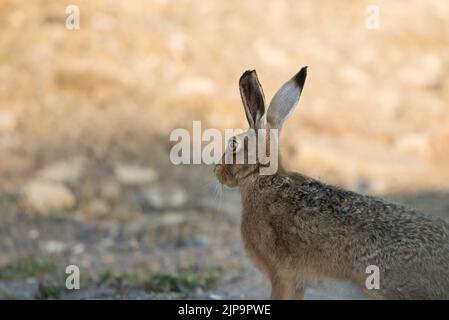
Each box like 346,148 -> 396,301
214,67 -> 449,299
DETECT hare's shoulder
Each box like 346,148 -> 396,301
260,172 -> 423,220
259,173 -> 449,242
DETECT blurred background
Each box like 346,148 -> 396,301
0,0 -> 448,299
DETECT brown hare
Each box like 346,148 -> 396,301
214,67 -> 449,299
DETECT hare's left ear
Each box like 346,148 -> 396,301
267,66 -> 307,130
239,70 -> 266,129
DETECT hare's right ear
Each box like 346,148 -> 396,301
267,66 -> 307,130
239,70 -> 266,129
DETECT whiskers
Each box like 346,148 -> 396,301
199,177 -> 218,192
213,180 -> 224,214
199,172 -> 224,214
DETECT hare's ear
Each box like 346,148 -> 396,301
267,66 -> 307,130
239,70 -> 266,129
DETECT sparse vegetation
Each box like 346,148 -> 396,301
0,255 -> 220,299
145,268 -> 220,293
0,287 -> 17,300
0,256 -> 61,280
0,256 -> 71,300
35,281 -> 66,300
98,267 -> 221,293
98,270 -> 142,286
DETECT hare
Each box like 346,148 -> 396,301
214,67 -> 449,300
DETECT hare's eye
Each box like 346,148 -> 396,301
228,139 -> 239,153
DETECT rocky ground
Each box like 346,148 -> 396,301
0,0 -> 448,299
0,155 -> 447,299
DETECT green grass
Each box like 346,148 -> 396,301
0,256 -> 221,298
0,256 -> 61,280
0,256 -> 69,299
98,267 -> 221,293
35,281 -> 66,300
0,287 -> 17,300
98,270 -> 142,286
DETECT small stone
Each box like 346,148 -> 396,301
194,287 -> 205,296
72,243 -> 85,255
157,212 -> 186,226
42,240 -> 66,254
167,32 -> 187,53
338,65 -> 369,85
28,229 -> 39,240
394,133 -> 431,158
37,157 -> 86,183
397,54 -> 443,88
0,110 -> 17,133
91,13 -> 117,31
84,199 -> 109,218
145,186 -> 187,209
114,164 -> 158,185
181,237 -> 208,248
23,180 -> 75,215
170,188 -> 188,207
101,181 -> 121,201
208,293 -> 222,300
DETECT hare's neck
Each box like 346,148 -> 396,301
237,156 -> 286,189
238,172 -> 278,197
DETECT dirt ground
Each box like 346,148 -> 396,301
0,0 -> 448,299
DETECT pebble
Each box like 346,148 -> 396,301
37,157 -> 86,183
114,164 -> 158,185
23,180 -> 76,215
145,185 -> 187,209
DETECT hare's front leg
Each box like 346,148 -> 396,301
294,285 -> 305,300
270,274 -> 296,299
270,282 -> 294,299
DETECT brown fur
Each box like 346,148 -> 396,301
215,68 -> 449,299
